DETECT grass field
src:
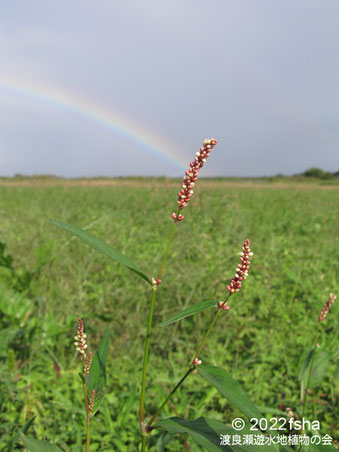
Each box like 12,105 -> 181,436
0,178 -> 338,451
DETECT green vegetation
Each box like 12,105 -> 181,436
0,179 -> 338,451
301,168 -> 337,180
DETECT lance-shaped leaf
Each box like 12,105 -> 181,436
21,435 -> 63,452
157,417 -> 277,451
85,329 -> 110,415
307,351 -> 333,388
198,366 -> 263,420
50,220 -> 151,284
298,347 -> 316,383
160,300 -> 220,326
299,347 -> 333,389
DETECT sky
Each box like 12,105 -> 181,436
0,0 -> 338,177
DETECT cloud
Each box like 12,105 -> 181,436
0,0 -> 338,176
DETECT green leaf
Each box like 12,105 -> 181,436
49,220 -> 151,284
198,366 -> 263,420
299,347 -> 333,388
307,351 -> 333,388
22,416 -> 36,434
298,347 -> 316,382
160,300 -> 220,326
21,435 -> 63,452
157,417 -> 277,451
85,329 -> 110,415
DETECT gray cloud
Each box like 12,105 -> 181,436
0,0 -> 338,177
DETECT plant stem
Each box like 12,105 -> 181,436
194,294 -> 230,361
139,287 -> 157,423
157,220 -> 177,280
301,332 -> 319,420
146,296 -> 231,429
147,366 -> 194,429
83,382 -> 91,452
139,219 -> 178,425
194,309 -> 220,361
86,418 -> 91,452
139,219 -> 179,452
296,332 -> 319,452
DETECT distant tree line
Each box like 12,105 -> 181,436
300,167 -> 339,180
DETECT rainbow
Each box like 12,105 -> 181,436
0,77 -> 187,172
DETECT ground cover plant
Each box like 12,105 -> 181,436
0,167 -> 338,450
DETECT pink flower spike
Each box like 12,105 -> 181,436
74,317 -> 88,363
227,239 -> 253,296
84,351 -> 92,375
176,138 -> 218,212
89,390 -> 95,413
318,293 -> 335,322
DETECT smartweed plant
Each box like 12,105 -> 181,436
296,293 -> 336,449
21,139 -> 337,452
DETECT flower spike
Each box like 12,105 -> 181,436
173,138 -> 218,221
74,317 -> 92,375
74,317 -> 88,362
318,293 -> 336,322
84,352 -> 92,376
89,390 -> 95,413
227,239 -> 253,295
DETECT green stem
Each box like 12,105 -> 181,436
146,295 -> 231,429
139,218 -> 178,425
139,288 -> 157,423
194,294 -> 230,361
147,366 -> 194,429
83,382 -> 91,452
141,436 -> 146,452
157,220 -> 177,280
301,333 -> 319,420
86,418 -> 91,452
296,332 -> 319,452
194,309 -> 220,361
